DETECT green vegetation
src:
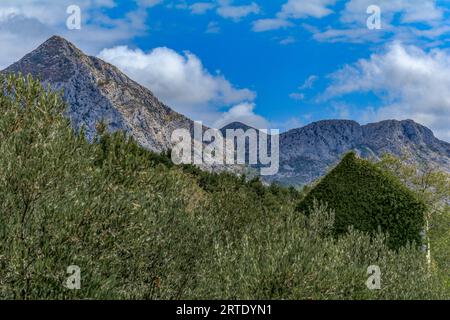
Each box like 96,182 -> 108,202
296,153 -> 426,250
0,74 -> 448,299
375,154 -> 450,291
431,206 -> 450,289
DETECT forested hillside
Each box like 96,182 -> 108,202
0,75 -> 448,299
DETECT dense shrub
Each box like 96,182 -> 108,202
375,154 -> 450,291
296,152 -> 427,250
0,74 -> 446,299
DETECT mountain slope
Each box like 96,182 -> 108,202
1,74 -> 444,300
3,35 -> 194,152
220,121 -> 258,133
3,36 -> 449,185
274,119 -> 450,185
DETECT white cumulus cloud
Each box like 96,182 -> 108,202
190,2 -> 216,15
311,0 -> 447,44
324,43 -> 450,141
252,0 -> 337,32
341,0 -> 443,25
216,1 -> 260,21
0,0 -> 155,69
252,18 -> 293,32
279,0 -> 337,19
98,45 -> 257,122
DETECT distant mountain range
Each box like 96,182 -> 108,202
3,36 -> 450,185
276,119 -> 450,185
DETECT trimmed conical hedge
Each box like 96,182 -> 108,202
296,152 -> 426,249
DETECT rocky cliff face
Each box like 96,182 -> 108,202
272,119 -> 450,185
219,120 -> 450,185
3,36 -> 450,186
3,35 -> 194,152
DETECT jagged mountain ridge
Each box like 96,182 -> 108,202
217,120 -> 450,185
3,36 -> 450,185
3,35 -> 194,152
274,119 -> 450,185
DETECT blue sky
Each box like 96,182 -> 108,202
0,0 -> 449,140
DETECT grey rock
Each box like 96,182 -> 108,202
3,36 -> 449,186
3,35 -> 194,152
270,119 -> 450,185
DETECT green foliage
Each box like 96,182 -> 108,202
296,153 -> 427,250
375,153 -> 449,213
375,153 -> 450,292
430,206 -> 450,290
0,74 -> 446,300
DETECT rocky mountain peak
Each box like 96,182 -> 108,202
280,120 -> 364,163
3,35 -> 194,152
361,119 -> 449,158
4,35 -> 90,84
220,122 -> 258,133
272,118 -> 450,185
2,36 -> 449,186
37,35 -> 82,57
363,119 -> 436,143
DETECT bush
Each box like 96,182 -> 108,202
296,152 -> 426,250
0,74 -> 446,299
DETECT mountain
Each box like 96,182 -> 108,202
219,120 -> 450,185
273,119 -> 450,185
220,121 -> 262,156
3,36 -> 450,185
3,35 -> 194,152
220,122 -> 257,133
